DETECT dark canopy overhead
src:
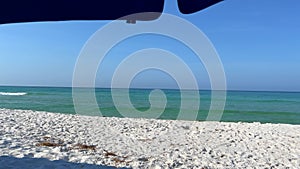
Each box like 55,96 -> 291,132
177,0 -> 223,14
0,0 -> 223,24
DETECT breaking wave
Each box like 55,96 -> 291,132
0,92 -> 27,96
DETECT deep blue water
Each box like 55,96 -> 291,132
0,86 -> 299,124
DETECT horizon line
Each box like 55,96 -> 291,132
1,85 -> 300,93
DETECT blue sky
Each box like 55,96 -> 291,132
0,0 -> 299,91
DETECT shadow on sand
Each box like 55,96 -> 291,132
0,156 -> 130,169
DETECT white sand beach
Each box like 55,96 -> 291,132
0,108 -> 299,169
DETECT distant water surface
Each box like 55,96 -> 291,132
0,86 -> 299,124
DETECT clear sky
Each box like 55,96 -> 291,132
0,0 -> 299,91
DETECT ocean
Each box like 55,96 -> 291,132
0,86 -> 299,124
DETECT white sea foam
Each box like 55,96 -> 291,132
0,92 -> 27,96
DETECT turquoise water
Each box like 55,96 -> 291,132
0,86 -> 299,124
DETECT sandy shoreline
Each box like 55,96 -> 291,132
0,108 -> 299,169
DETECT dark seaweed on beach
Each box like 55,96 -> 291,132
36,141 -> 62,147
103,150 -> 132,164
71,143 -> 97,151
112,157 -> 126,163
104,150 -> 118,157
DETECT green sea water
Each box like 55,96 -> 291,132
0,86 -> 299,124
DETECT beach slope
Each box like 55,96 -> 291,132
0,109 -> 299,168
